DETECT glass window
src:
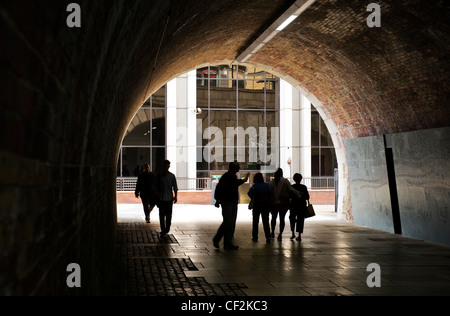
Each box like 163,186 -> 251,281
152,86 -> 166,108
197,85 -> 208,110
320,118 -> 333,146
151,109 -> 165,146
266,86 -> 277,109
142,97 -> 151,107
266,111 -> 279,128
311,148 -> 320,177
238,86 -> 264,109
320,148 -> 337,176
151,147 -> 166,173
311,111 -> 320,146
196,109 -> 209,147
210,85 -> 236,108
122,109 -> 150,146
238,111 -> 264,147
209,110 -> 236,133
121,147 -> 150,177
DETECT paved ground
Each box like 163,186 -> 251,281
114,204 -> 450,296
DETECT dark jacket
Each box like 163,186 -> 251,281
248,183 -> 272,210
290,183 -> 310,211
135,172 -> 157,201
214,171 -> 246,203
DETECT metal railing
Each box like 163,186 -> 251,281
116,177 -> 211,191
303,177 -> 335,190
116,176 -> 334,191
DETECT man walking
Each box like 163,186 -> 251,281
135,164 -> 157,223
157,160 -> 178,237
213,162 -> 250,250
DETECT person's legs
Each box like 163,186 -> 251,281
141,196 -> 150,222
252,209 -> 261,241
222,202 -> 237,248
289,209 -> 297,239
230,203 -> 238,239
270,209 -> 279,238
278,209 -> 288,240
164,200 -> 173,234
159,201 -> 172,235
261,210 -> 271,241
159,202 -> 166,235
213,202 -> 232,247
213,222 -> 224,247
296,207 -> 306,241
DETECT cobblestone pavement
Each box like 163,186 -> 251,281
114,204 -> 450,296
113,222 -> 247,296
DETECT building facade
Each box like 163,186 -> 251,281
117,65 -> 337,190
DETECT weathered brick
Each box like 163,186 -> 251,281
0,0 -> 448,295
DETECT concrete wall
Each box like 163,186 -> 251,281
346,135 -> 395,233
347,127 -> 450,246
389,127 -> 450,246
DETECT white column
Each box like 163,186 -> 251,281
291,89 -> 301,179
166,79 -> 177,176
186,70 -> 197,180
167,70 -> 197,189
280,82 -> 311,183
299,93 -> 311,181
279,79 -> 293,178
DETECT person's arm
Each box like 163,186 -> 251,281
135,174 -> 141,198
303,186 -> 310,201
172,175 -> 178,204
237,172 -> 250,186
287,181 -> 301,198
248,185 -> 255,199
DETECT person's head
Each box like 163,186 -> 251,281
253,172 -> 264,184
228,161 -> 240,174
293,173 -> 303,184
274,168 -> 283,183
162,160 -> 171,173
143,164 -> 150,173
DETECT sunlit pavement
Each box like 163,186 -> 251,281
116,204 -> 450,296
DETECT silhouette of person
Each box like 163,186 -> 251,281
135,164 -> 157,223
156,160 -> 178,237
213,162 -> 250,250
248,173 -> 272,243
289,173 -> 310,241
270,168 -> 300,240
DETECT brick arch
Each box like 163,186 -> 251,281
1,0 -> 449,295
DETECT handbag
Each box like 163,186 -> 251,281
305,200 -> 315,218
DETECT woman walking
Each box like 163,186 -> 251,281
270,168 -> 300,240
289,173 -> 310,241
248,173 -> 272,243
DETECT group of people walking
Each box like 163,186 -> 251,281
213,162 -> 310,250
135,160 -> 310,249
248,169 -> 310,243
134,160 -> 178,238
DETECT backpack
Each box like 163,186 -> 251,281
214,181 -> 223,201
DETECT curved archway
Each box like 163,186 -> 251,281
2,0 -> 449,295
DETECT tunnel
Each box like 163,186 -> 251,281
1,0 -> 449,295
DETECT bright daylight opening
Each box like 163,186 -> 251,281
116,65 -> 338,221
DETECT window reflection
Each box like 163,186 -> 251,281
118,85 -> 166,177
311,109 -> 336,176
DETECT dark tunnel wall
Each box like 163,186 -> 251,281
0,0 -> 449,294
